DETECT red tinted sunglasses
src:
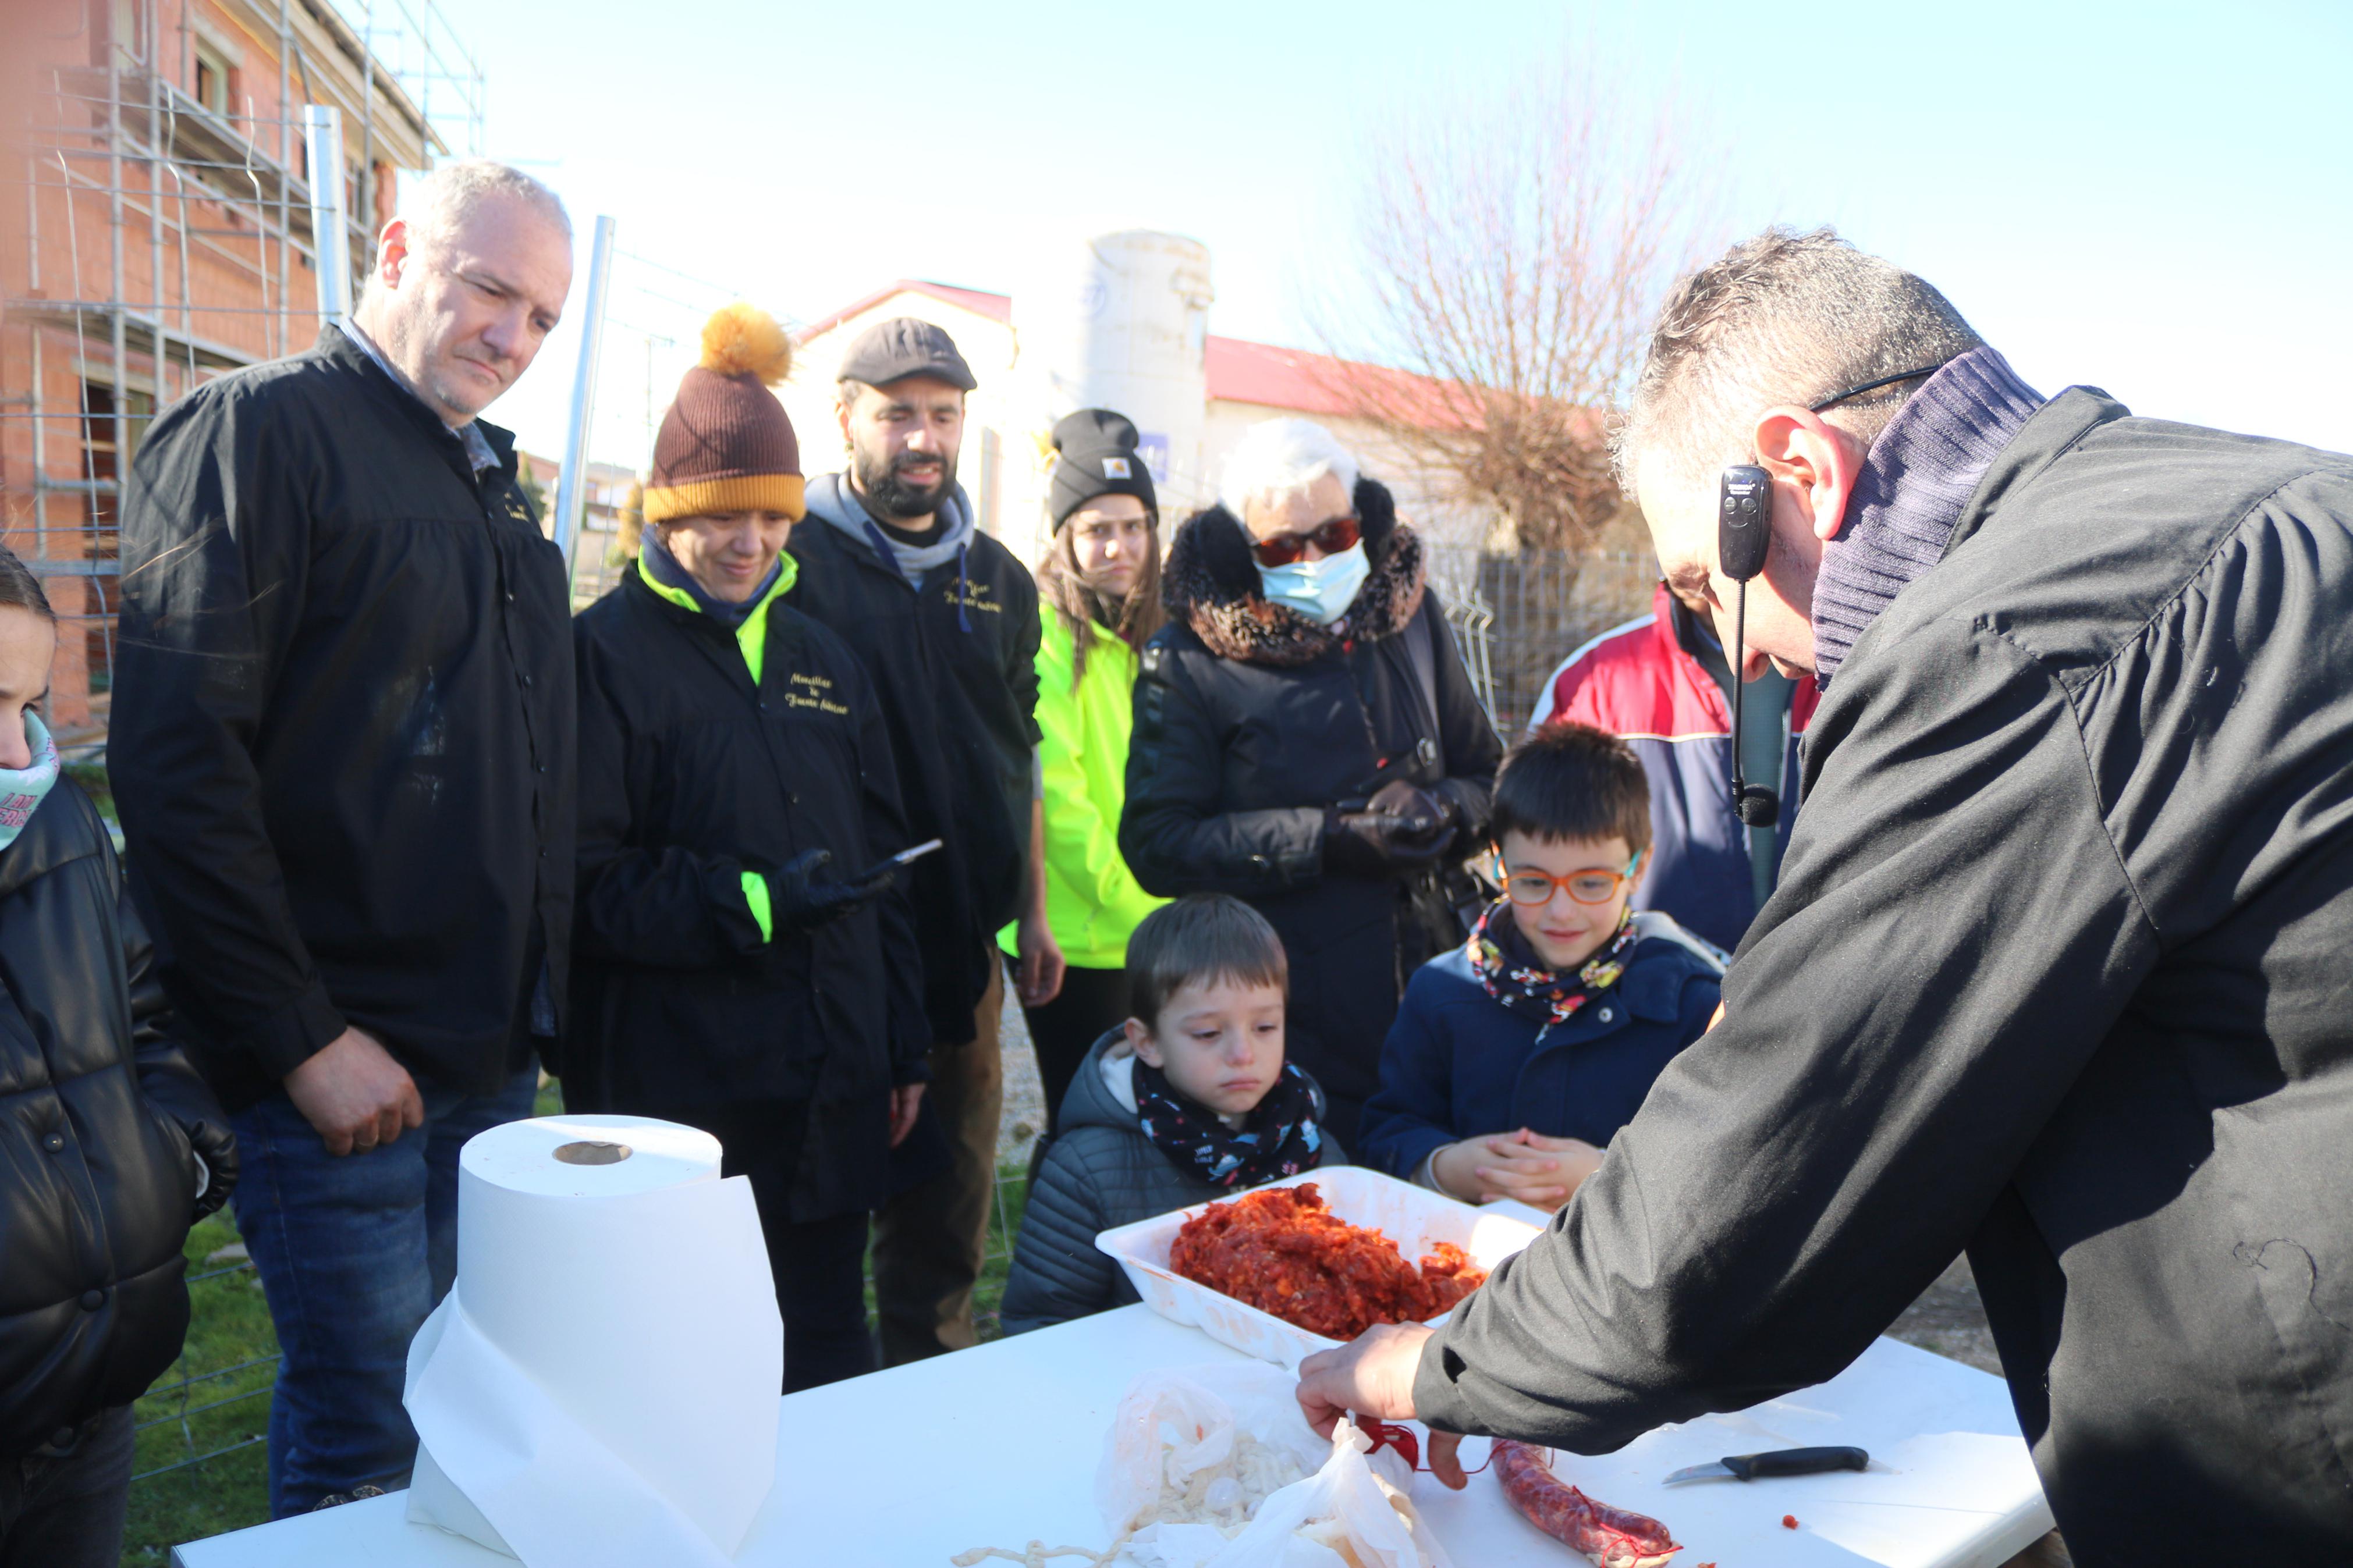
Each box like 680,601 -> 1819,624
1249,514 -> 1361,568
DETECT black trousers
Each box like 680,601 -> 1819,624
762,1207 -> 875,1393
0,1406 -> 133,1568
1022,965 -> 1131,1136
673,1098 -> 878,1392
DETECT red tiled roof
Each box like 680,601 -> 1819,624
1204,335 -> 1459,424
796,280 -> 1461,426
796,279 -> 1012,342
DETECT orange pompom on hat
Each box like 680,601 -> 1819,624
640,302 -> 804,524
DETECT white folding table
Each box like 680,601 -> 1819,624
173,1304 -> 2052,1567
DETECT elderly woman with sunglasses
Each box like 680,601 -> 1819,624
1118,418 -> 1503,1149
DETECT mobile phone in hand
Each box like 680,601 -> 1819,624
847,838 -> 943,886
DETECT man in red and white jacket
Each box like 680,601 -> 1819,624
1527,582 -> 1816,954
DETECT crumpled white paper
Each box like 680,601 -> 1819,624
1096,1362 -> 1451,1568
403,1114 -> 782,1566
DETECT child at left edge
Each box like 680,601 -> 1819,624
1358,721 -> 1725,1210
998,894 -> 1348,1334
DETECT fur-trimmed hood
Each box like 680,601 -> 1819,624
1160,476 -> 1427,666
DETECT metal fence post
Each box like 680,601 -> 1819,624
552,215 -> 617,589
300,105 -> 349,327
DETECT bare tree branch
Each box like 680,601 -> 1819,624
1309,51 -> 1722,555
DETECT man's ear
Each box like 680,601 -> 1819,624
372,216 -> 412,291
1751,407 -> 1866,543
1123,1016 -> 1162,1068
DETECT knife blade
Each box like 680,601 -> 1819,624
1662,1446 -> 1870,1484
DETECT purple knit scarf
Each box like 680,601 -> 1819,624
1811,346 -> 2045,685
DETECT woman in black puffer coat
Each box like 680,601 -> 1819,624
0,550 -> 235,1567
1119,421 -> 1502,1148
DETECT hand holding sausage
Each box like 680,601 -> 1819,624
1295,1322 -> 1431,1436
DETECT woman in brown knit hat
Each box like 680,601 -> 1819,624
566,304 -> 934,1390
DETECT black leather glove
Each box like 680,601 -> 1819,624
1325,780 -> 1454,874
184,1115 -> 239,1219
767,848 -> 896,936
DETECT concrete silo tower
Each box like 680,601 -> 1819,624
1016,232 -> 1216,543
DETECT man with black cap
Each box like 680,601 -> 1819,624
792,316 -> 1060,1363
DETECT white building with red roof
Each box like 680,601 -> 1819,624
781,272 -> 1485,568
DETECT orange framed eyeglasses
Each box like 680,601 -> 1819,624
1493,849 -> 1644,907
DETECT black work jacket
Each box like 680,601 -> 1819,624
783,511 -> 1041,1045
565,568 -> 928,1222
1119,502 -> 1502,1144
112,326 -> 574,1108
1413,390 -> 2353,1563
0,779 -> 232,1456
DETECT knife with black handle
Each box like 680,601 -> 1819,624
1662,1446 -> 1871,1484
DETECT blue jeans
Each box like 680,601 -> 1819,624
230,1063 -> 538,1518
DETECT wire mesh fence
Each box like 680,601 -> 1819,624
132,1239 -> 278,1486
1425,543 -> 1661,732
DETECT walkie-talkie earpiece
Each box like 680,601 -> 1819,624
1718,465 -> 1772,583
1717,467 -> 1780,829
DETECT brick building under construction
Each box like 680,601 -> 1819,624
0,0 -> 480,747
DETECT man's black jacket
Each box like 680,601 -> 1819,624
1,778 -> 233,1456
782,509 -> 1039,1045
564,566 -> 929,1222
112,326 -> 574,1108
1413,390 -> 2353,1562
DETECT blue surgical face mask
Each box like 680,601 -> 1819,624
0,710 -> 60,852
1256,542 -> 1371,628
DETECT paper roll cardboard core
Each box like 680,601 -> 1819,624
552,1140 -> 633,1165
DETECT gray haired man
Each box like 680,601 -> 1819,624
112,161 -> 576,1516
1297,227 -> 2353,1563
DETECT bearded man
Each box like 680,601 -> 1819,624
789,317 -> 1060,1363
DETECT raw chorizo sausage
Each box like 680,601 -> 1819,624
1492,1439 -> 1680,1567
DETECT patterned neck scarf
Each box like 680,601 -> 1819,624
0,710 -> 60,852
1134,1057 -> 1326,1189
1467,898 -> 1639,1029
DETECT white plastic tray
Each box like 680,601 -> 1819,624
1094,1166 -> 1543,1368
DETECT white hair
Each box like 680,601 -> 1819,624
399,158 -> 572,250
1218,418 -> 1361,516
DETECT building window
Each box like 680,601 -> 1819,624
194,40 -> 231,116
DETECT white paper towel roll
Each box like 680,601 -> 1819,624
403,1114 -> 782,1566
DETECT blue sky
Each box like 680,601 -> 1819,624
458,0 -> 2353,465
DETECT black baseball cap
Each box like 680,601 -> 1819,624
836,315 -> 978,393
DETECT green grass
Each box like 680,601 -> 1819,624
121,1215 -> 279,1564
63,759 -> 114,820
120,1083 -> 1032,1565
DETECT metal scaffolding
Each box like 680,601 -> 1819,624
0,0 -> 481,756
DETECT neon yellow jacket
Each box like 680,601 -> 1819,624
998,611 -> 1166,970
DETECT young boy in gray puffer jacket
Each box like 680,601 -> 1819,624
1000,895 -> 1346,1334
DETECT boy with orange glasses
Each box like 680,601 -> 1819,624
1359,723 -> 1725,1209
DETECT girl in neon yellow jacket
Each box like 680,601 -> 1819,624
1000,411 -> 1169,1136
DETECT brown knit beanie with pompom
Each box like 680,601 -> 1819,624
641,303 -> 804,522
